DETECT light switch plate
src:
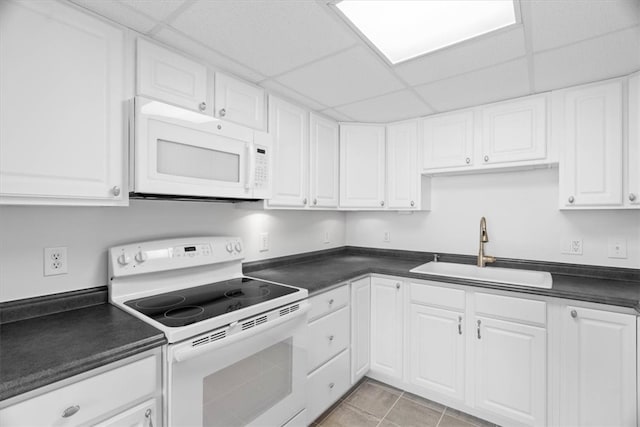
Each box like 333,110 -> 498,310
607,238 -> 627,259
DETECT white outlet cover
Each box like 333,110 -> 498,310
44,247 -> 67,276
607,238 -> 627,259
259,232 -> 269,252
561,239 -> 583,255
384,231 -> 391,242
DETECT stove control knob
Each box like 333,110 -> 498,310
135,251 -> 148,263
226,243 -> 234,253
117,253 -> 131,266
234,242 -> 242,253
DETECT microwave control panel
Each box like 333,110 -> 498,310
254,145 -> 269,189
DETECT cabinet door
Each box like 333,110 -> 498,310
0,0 -> 125,205
628,73 -> 640,206
350,277 -> 371,384
481,94 -> 547,165
560,81 -> 623,207
309,113 -> 339,208
93,398 -> 158,427
340,124 -> 386,208
370,277 -> 403,380
267,96 -> 309,207
559,306 -> 636,427
474,316 -> 546,426
214,72 -> 266,130
137,38 -> 208,114
387,121 -> 419,209
421,111 -> 474,170
409,304 -> 465,403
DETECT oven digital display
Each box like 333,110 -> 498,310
184,246 -> 196,252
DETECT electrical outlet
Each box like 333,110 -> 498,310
323,231 -> 330,244
259,232 -> 269,252
562,239 -> 583,255
384,231 -> 391,243
608,238 -> 627,259
44,247 -> 67,276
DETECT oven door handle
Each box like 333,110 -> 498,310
172,301 -> 309,363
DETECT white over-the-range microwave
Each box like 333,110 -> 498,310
130,97 -> 271,201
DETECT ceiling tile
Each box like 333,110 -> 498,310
169,0 -> 358,77
260,80 -> 327,111
153,27 -> 265,83
414,58 -> 531,112
526,0 -> 640,52
395,26 -> 526,86
335,90 -> 434,123
275,46 -> 405,107
70,0 -> 157,33
534,27 -> 640,92
119,0 -> 187,22
320,109 -> 354,122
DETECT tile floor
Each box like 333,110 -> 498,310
311,377 -> 499,427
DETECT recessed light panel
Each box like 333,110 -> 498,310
335,0 -> 517,64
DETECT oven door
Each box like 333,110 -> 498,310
134,97 -> 255,199
167,303 -> 308,427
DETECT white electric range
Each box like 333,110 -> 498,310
108,236 -> 309,427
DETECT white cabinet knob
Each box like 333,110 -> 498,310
62,405 -> 80,418
329,382 -> 335,389
483,155 -> 489,162
112,186 -> 121,196
410,201 -> 415,207
570,309 -> 578,318
395,282 -> 400,290
219,108 -> 226,117
199,102 -> 207,112
380,200 -> 385,207
303,198 -> 307,205
465,157 -> 470,164
313,198 -> 317,205
629,193 -> 637,202
568,196 -> 575,204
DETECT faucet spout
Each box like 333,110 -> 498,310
477,217 -> 496,267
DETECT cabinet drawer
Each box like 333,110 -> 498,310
308,306 -> 350,372
306,350 -> 350,424
0,354 -> 158,426
475,293 -> 546,325
308,285 -> 349,322
410,282 -> 465,311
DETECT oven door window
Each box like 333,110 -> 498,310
202,338 -> 293,427
157,139 -> 240,182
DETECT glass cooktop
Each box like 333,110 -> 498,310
124,278 -> 298,327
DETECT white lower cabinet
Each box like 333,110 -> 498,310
369,277 -> 404,383
350,277 -> 371,385
558,304 -> 636,427
0,349 -> 162,426
305,285 -> 350,424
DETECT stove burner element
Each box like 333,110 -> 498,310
135,295 -> 185,309
165,306 -> 205,319
224,287 -> 270,299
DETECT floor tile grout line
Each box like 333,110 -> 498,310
435,406 -> 448,427
375,390 -> 404,427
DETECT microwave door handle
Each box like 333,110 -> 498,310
172,302 -> 310,363
245,143 -> 254,191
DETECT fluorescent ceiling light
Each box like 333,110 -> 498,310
336,0 -> 517,64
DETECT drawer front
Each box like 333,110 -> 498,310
0,354 -> 158,427
410,281 -> 465,311
308,285 -> 349,322
306,350 -> 350,424
475,292 -> 546,325
308,306 -> 350,372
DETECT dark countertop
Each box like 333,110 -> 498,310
0,296 -> 166,402
245,249 -> 640,312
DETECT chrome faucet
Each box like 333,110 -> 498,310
477,217 -> 496,267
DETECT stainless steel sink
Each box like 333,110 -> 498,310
409,261 -> 552,289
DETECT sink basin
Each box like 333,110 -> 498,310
409,262 -> 552,289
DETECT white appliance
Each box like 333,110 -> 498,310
108,237 -> 308,427
131,97 -> 271,200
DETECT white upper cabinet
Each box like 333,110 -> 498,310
558,80 -> 624,208
309,113 -> 339,208
267,96 -> 309,207
214,72 -> 266,130
137,38 -> 209,114
481,94 -> 547,165
422,110 -> 475,170
627,72 -> 640,207
387,120 -> 430,210
421,94 -> 552,174
340,124 -> 386,208
558,305 -> 636,427
0,0 -> 126,205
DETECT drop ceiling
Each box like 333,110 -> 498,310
70,0 -> 640,123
